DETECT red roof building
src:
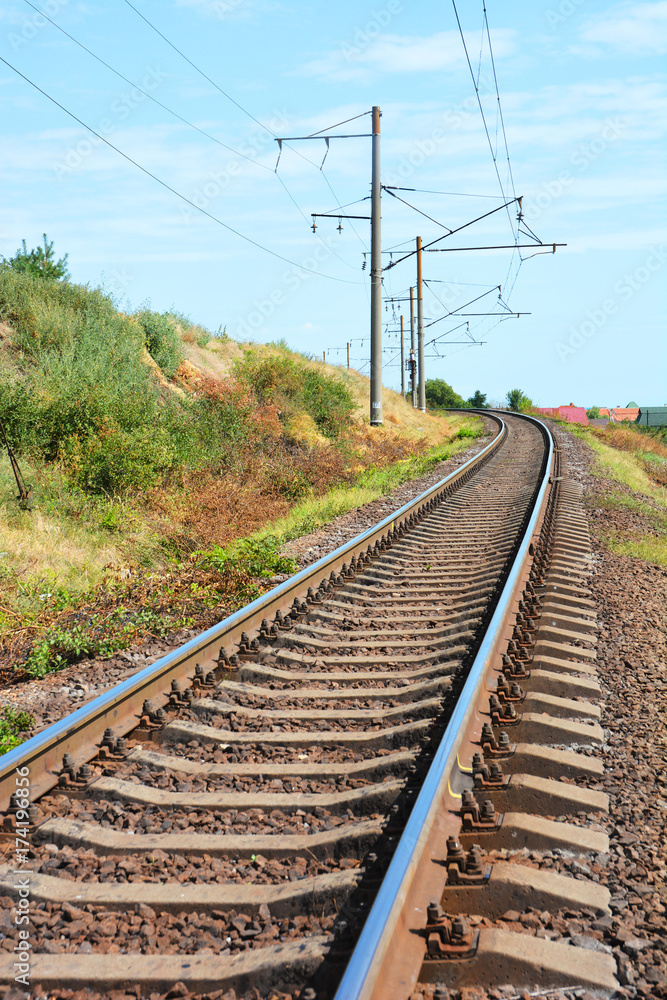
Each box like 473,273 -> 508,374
608,407 -> 639,422
535,406 -> 589,425
557,406 -> 589,425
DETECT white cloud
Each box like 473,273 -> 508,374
302,30 -> 516,83
574,1 -> 667,56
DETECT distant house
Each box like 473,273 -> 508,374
535,406 -> 589,425
636,407 -> 667,427
608,407 -> 639,422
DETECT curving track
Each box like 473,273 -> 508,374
0,413 -> 616,999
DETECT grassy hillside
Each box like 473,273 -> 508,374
567,423 -> 667,567
0,271 -> 482,677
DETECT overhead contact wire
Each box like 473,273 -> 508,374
0,54 -> 362,284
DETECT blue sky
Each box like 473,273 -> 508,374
1,0 -> 665,408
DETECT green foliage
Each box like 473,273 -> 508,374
136,310 -> 184,378
233,351 -> 355,437
586,406 -> 601,419
424,379 -> 466,409
202,535 -> 297,579
1,234 -> 69,282
467,390 -> 488,408
22,608 -> 194,678
506,388 -> 533,412
0,707 -> 34,755
454,422 -> 484,439
0,273 -> 356,500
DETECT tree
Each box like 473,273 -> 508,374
467,389 -> 488,409
586,406 -> 601,419
1,234 -> 69,281
424,378 -> 466,409
506,388 -> 533,412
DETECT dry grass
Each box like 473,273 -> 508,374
592,424 -> 667,461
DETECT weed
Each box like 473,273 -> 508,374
21,608 -> 195,678
201,536 -> 296,580
0,707 -> 34,754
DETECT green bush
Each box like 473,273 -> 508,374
136,310 -> 184,378
424,379 -> 466,409
233,351 -> 355,438
0,272 -> 356,499
202,535 -> 296,579
0,707 -> 34,755
66,422 -> 180,494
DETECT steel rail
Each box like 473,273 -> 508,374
0,414 -> 506,812
332,413 -> 553,1000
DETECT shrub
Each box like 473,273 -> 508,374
202,535 -> 296,579
233,351 -> 355,438
66,422 -> 180,494
136,310 -> 184,378
0,707 -> 34,754
506,388 -> 534,413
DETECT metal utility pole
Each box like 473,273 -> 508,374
416,237 -> 425,412
322,350 -> 326,363
400,314 -> 405,396
370,106 -> 383,426
346,342 -> 350,369
409,286 -> 416,408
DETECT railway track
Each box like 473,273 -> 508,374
0,413 -> 618,999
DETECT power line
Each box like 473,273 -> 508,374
20,0 -> 361,272
382,187 -> 453,232
0,54 -> 362,284
450,0 -> 518,243
122,0 -> 370,254
121,0 -> 270,136
383,198 -> 518,271
450,0 -> 525,299
483,2 -> 517,205
383,186 -> 503,199
21,0 -> 269,169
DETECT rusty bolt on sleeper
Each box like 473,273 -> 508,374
495,675 -> 525,703
472,752 -> 508,789
58,754 -> 94,788
480,723 -> 513,757
489,695 -> 520,727
424,903 -> 478,959
444,837 -> 490,886
460,790 -> 501,832
99,728 -> 128,761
